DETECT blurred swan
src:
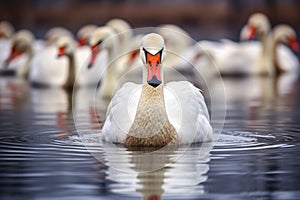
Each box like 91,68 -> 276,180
106,18 -> 141,75
242,24 -> 299,75
189,13 -> 270,76
88,26 -> 121,99
101,33 -> 212,146
0,21 -> 14,70
56,36 -> 104,88
197,13 -> 299,77
29,28 -> 73,87
241,13 -> 299,76
3,30 -> 35,77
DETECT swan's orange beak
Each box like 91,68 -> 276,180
77,37 -> 87,47
247,24 -> 256,40
288,37 -> 299,52
5,45 -> 22,66
145,49 -> 162,87
57,46 -> 65,58
88,44 -> 99,69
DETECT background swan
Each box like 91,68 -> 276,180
101,33 -> 212,146
29,28 -> 73,87
88,26 -> 121,100
3,30 -> 35,77
0,21 -> 14,71
196,13 -> 299,77
241,13 -> 299,76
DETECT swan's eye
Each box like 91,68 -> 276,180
96,40 -> 103,46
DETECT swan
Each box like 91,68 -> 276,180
242,23 -> 299,76
29,28 -> 72,87
101,33 -> 212,146
106,19 -> 142,74
75,25 -> 104,87
56,36 -> 104,88
2,30 -> 35,77
0,21 -> 14,70
88,26 -> 120,99
196,13 -> 299,77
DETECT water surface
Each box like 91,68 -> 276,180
0,74 -> 300,200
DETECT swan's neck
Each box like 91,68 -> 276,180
23,46 -> 34,78
125,84 -> 177,147
63,52 -> 76,90
99,63 -> 118,99
100,41 -> 118,99
270,35 -> 285,75
256,32 -> 273,76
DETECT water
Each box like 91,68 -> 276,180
1,74 -> 300,200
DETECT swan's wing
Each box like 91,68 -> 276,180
102,82 -> 141,143
277,44 -> 299,72
165,81 -> 212,143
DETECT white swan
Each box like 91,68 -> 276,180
196,13 -> 299,77
56,36 -> 104,88
30,28 -> 102,88
29,29 -> 71,87
242,23 -> 299,75
3,30 -> 35,77
101,33 -> 212,146
88,26 -> 121,99
30,27 -> 102,88
106,19 -> 142,76
240,13 -> 299,75
0,21 -> 14,70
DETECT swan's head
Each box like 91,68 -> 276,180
106,18 -> 131,35
106,18 -> 132,47
0,21 -> 14,39
140,33 -> 166,88
245,13 -> 270,40
77,24 -> 97,47
155,24 -> 191,52
273,24 -> 299,52
56,36 -> 75,58
5,30 -> 33,64
88,26 -> 116,69
45,27 -> 73,46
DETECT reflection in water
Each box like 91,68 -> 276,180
82,139 -> 212,199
